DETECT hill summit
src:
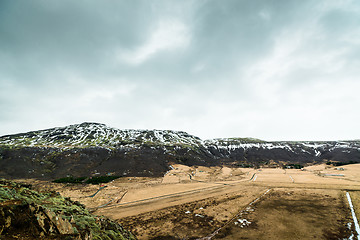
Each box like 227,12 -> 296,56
0,122 -> 203,148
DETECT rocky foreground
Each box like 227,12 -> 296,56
0,179 -> 136,240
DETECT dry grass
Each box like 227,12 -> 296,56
15,163 -> 360,239
216,189 -> 353,240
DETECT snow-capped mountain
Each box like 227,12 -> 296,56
204,138 -> 360,157
0,122 -> 203,148
0,122 -> 359,180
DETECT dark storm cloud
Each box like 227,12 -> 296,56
1,0 -> 360,140
0,1 -> 154,82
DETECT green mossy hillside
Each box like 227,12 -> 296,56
0,179 -> 137,240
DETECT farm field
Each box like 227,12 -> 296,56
20,163 -> 360,239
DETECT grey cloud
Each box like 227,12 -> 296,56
0,1 -> 156,83
1,0 -> 360,140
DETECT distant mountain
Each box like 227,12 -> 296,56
0,123 -> 359,179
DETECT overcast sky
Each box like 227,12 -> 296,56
0,0 -> 359,141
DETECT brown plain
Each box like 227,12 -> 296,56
22,163 -> 360,239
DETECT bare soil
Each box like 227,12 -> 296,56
118,186 -> 266,239
214,189 -> 353,240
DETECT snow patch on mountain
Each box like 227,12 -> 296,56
0,122 -> 203,148
205,139 -> 296,152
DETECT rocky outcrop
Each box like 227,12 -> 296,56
0,180 -> 136,239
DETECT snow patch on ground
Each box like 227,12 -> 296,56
346,192 -> 360,239
234,219 -> 251,228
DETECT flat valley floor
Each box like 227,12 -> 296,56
21,164 -> 360,239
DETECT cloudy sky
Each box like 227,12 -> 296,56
0,0 -> 359,141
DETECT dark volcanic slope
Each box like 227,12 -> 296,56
0,122 -> 359,179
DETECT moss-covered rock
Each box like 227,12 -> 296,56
0,179 -> 137,240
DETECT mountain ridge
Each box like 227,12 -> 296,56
2,122 -> 359,147
0,122 -> 359,180
0,122 -> 203,148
